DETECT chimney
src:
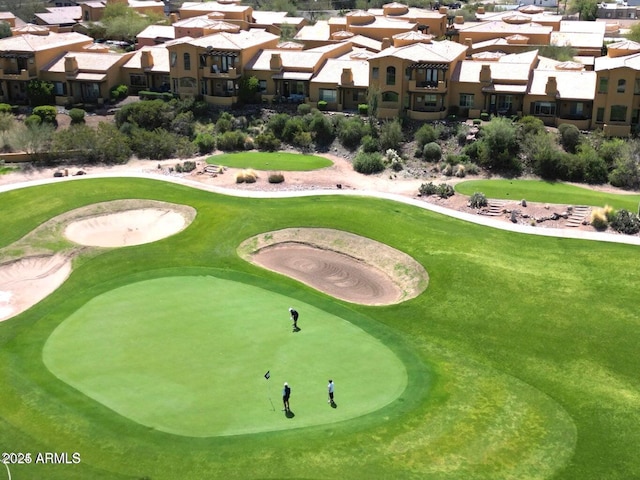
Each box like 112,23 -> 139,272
439,6 -> 448,14
464,38 -> 472,48
477,5 -> 485,14
545,76 -> 558,96
169,13 -> 178,24
270,53 -> 282,70
381,37 -> 391,49
479,64 -> 491,84
455,15 -> 464,24
141,50 -> 154,69
341,68 -> 353,85
64,56 -> 78,75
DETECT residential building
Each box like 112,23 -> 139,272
122,45 -> 170,93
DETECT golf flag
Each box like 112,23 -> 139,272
264,370 -> 270,380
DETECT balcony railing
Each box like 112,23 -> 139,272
408,80 -> 446,93
0,68 -> 35,81
203,66 -> 239,78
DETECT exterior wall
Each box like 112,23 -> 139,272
459,30 -> 551,46
348,24 -> 416,42
592,66 -> 640,132
368,55 -> 406,118
450,80 -> 487,117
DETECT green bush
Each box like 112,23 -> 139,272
216,130 -> 246,151
472,119 -> 481,125
317,100 -> 328,111
194,132 -> 216,154
110,84 -> 129,101
353,151 -> 384,174
68,108 -> 85,124
558,123 -> 581,154
129,128 -> 178,160
181,160 -> 196,172
293,130 -> 312,150
255,131 -> 281,151
422,142 -> 442,162
379,119 -> 403,151
0,103 -> 11,114
419,182 -> 437,196
25,114 -> 42,128
266,113 -> 289,138
436,183 -> 455,198
415,123 -> 437,148
480,112 -> 489,121
308,113 -> 334,146
268,172 -> 285,184
338,117 -> 366,149
590,207 -> 609,231
282,117 -> 306,143
139,91 -> 174,101
610,209 -> 640,235
33,105 -> 57,124
297,103 -> 311,115
358,104 -> 368,115
361,135 -> 379,153
468,192 -> 488,208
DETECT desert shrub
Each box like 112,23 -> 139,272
268,172 -> 285,183
115,99 -> 174,130
255,131 -> 281,151
358,104 -> 368,115
385,148 -> 403,171
281,117 -> 306,143
353,151 -> 384,174
379,119 -> 402,151
68,108 -> 85,124
217,130 -> 246,151
464,162 -> 480,175
244,137 -> 255,150
181,160 -> 196,172
436,183 -> 455,198
33,105 -> 57,124
0,104 -> 12,114
129,128 -> 179,159
267,113 -> 289,138
469,192 -> 488,208
558,123 -> 582,154
590,207 -> 609,231
338,117 -> 366,149
609,156 -> 640,190
194,132 -> 216,154
317,100 -> 328,111
293,130 -> 312,150
480,112 -> 489,121
441,163 -> 453,176
419,182 -> 437,196
361,135 -> 379,153
454,164 -> 466,177
25,114 -> 42,128
422,142 -> 442,162
415,123 -> 437,148
610,209 -> 640,235
297,103 -> 311,115
308,113 -> 334,145
215,116 -> 233,134
139,91 -> 174,101
604,204 -> 616,222
170,111 -> 194,138
476,116 -> 520,173
235,169 -> 257,183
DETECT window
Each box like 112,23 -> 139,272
569,102 -> 584,117
381,91 -> 399,102
532,101 -> 556,116
617,79 -> 626,93
81,83 -> 99,100
319,88 -> 337,102
200,80 -> 207,95
596,107 -> 604,122
372,67 -> 379,80
259,80 -> 267,93
405,67 -> 411,80
424,94 -> 437,108
179,77 -> 196,88
170,52 -> 177,67
497,95 -> 513,111
598,77 -> 608,94
425,68 -> 438,84
632,109 -> 640,125
459,93 -> 474,108
199,54 -> 207,68
53,81 -> 66,96
129,74 -> 146,87
610,105 -> 627,122
184,53 -> 191,70
386,66 -> 396,86
221,55 -> 235,73
634,78 -> 640,94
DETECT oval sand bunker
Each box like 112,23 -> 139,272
238,228 -> 428,305
65,208 -> 188,247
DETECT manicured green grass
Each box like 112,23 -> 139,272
456,179 -> 640,211
44,275 -> 406,437
0,177 -> 639,479
207,151 -> 332,171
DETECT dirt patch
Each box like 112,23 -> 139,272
238,228 -> 428,305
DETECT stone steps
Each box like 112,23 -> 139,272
566,206 -> 590,227
486,200 -> 506,217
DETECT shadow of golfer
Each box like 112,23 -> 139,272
293,326 -> 301,333
330,401 -> 337,409
285,409 -> 295,418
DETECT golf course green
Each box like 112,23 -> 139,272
0,174 -> 638,479
43,275 -> 407,437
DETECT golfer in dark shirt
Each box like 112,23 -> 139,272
282,382 -> 291,412
289,307 -> 299,332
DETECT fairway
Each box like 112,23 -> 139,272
208,151 -> 333,171
43,275 -> 407,437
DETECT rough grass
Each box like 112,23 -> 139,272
0,178 -> 639,479
208,151 -> 333,171
455,179 -> 640,211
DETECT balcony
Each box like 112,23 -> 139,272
202,66 -> 240,79
408,80 -> 446,93
0,68 -> 36,81
408,109 -> 447,121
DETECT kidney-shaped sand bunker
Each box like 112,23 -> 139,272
238,228 -> 428,305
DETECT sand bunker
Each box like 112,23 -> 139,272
238,228 -> 428,305
0,255 -> 72,321
64,208 -> 188,247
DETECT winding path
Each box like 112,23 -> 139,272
2,171 -> 640,246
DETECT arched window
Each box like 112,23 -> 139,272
382,91 -> 399,102
617,79 -> 626,93
386,66 -> 396,86
184,53 -> 191,71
